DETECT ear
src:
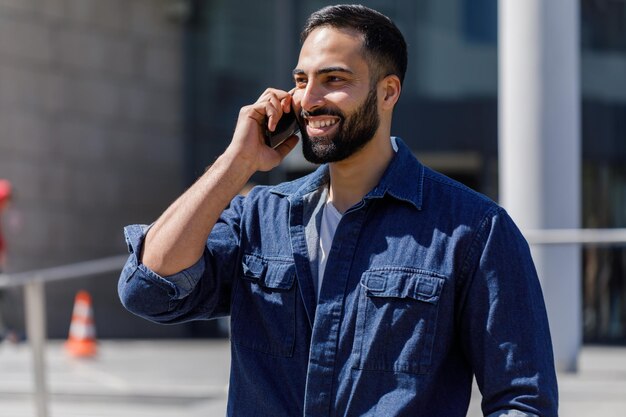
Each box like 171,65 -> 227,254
379,75 -> 401,110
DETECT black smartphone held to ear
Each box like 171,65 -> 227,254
264,109 -> 300,148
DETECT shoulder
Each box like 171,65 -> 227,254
416,165 -> 521,249
422,166 -> 496,207
421,165 -> 502,219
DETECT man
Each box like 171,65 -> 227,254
118,4 -> 558,416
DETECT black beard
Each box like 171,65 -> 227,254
299,87 -> 380,164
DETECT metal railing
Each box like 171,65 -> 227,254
0,255 -> 128,417
0,229 -> 626,417
524,228 -> 626,246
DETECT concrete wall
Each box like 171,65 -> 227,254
0,0 -> 187,338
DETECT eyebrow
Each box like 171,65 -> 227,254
292,67 -> 355,77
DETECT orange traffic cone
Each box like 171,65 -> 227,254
65,290 -> 97,358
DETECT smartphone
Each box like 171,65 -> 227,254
264,109 -> 300,148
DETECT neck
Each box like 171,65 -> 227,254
328,133 -> 394,214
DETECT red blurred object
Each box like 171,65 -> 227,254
0,179 -> 11,202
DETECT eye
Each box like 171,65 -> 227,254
294,77 -> 307,88
327,76 -> 344,83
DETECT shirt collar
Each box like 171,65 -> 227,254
270,137 -> 424,210
364,137 -> 423,209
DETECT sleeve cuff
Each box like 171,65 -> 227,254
124,224 -> 152,256
123,224 -> 206,299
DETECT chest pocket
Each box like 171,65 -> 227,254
352,268 -> 445,374
231,253 -> 297,357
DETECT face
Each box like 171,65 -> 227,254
293,27 -> 380,164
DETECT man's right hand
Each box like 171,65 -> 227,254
225,88 -> 300,173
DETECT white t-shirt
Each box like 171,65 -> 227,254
317,199 -> 342,297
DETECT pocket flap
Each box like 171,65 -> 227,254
242,254 -> 295,290
360,269 -> 444,303
242,254 -> 266,280
265,262 -> 296,290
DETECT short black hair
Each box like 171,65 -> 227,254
300,4 -> 408,86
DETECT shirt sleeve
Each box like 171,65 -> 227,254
458,207 -> 559,417
117,195 -> 245,324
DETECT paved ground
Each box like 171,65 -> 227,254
0,340 -> 229,417
1,339 -> 625,416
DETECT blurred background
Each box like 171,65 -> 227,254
0,0 -> 624,346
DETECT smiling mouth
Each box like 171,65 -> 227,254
304,116 -> 340,136
306,118 -> 339,128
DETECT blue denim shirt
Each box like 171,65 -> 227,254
118,138 -> 558,417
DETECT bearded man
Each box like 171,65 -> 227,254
119,5 -> 558,417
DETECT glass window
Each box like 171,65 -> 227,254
580,0 -> 626,343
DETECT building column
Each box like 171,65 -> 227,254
499,0 -> 581,372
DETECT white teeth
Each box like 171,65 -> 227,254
309,119 -> 337,129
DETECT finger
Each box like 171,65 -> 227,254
247,105 -> 267,124
281,94 -> 293,113
256,88 -> 291,104
279,88 -> 297,114
265,95 -> 283,131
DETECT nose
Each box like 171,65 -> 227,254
297,82 -> 324,113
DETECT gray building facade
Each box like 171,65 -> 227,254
0,0 -> 201,338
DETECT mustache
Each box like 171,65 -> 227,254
301,107 -> 343,119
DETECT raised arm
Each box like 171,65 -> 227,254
141,89 -> 299,277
